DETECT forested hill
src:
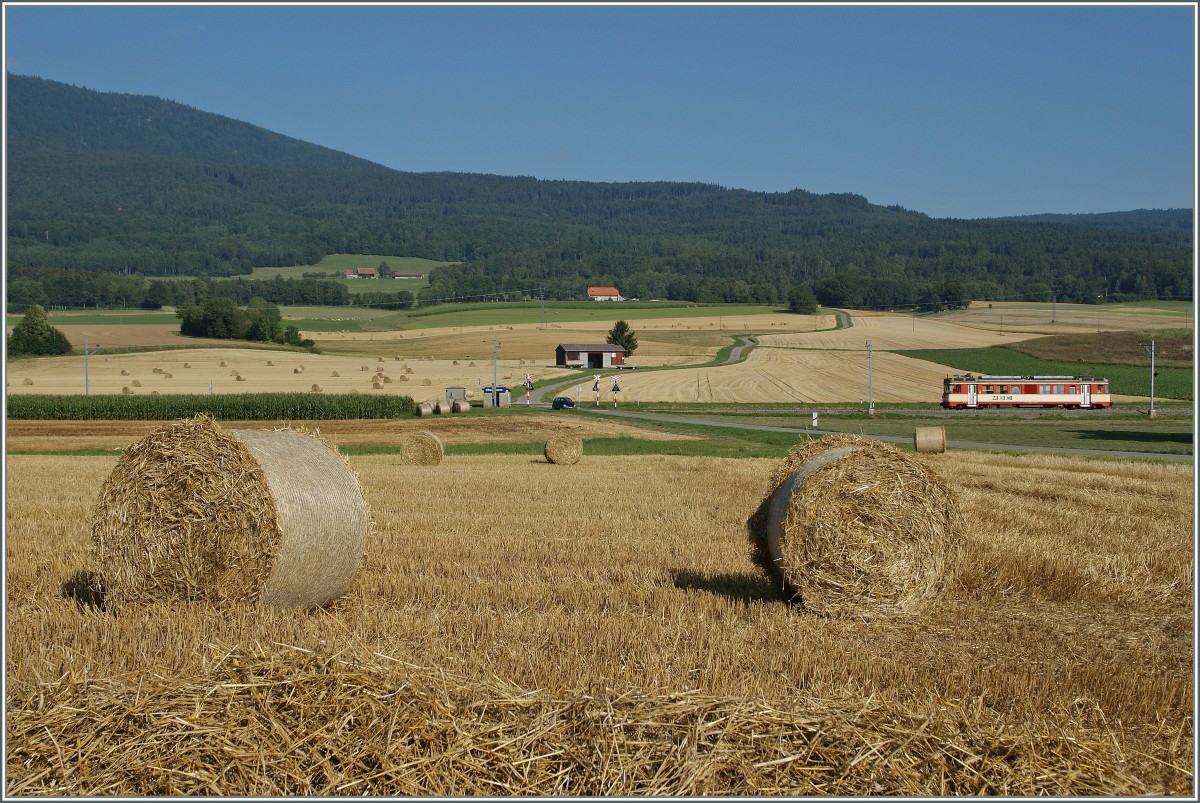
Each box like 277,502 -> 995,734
6,73 -> 1192,311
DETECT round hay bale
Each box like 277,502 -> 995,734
121,386 -> 133,395
164,372 -> 173,379
361,365 -> 370,372
293,368 -> 302,374
372,380 -> 384,390
399,430 -> 443,465
451,399 -> 470,413
415,401 -> 434,417
88,415 -> 368,609
150,390 -> 160,396
153,367 -> 163,374
348,388 -> 359,394
377,356 -> 385,362
393,356 -> 401,361
453,360 -> 459,365
120,369 -> 129,376
266,360 -> 274,367
331,370 -> 340,378
230,370 -> 240,377
131,379 -> 142,387
468,361 -> 475,367
383,376 -> 393,384
236,375 -> 247,382
398,375 -> 409,382
405,367 -> 414,374
914,426 -> 946,454
220,361 -> 227,367
433,400 -> 452,415
22,377 -> 33,385
421,378 -> 432,386
544,434 -> 583,465
310,384 -> 323,392
183,363 -> 191,368
746,434 -> 961,617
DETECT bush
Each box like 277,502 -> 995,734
7,305 -> 72,356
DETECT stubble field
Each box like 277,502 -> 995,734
4,415 -> 1194,796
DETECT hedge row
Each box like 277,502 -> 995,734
6,393 -> 416,420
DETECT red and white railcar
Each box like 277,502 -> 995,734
941,375 -> 1112,409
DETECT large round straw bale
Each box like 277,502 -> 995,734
164,372 -> 173,379
433,400 -> 452,415
469,361 -> 476,367
746,434 -> 961,617
236,375 -> 247,382
183,362 -> 191,368
293,367 -> 303,374
383,376 -> 393,384
451,399 -> 470,413
88,415 -> 368,609
220,361 -> 228,367
310,384 -> 323,392
421,379 -> 432,386
121,386 -> 133,394
399,430 -> 443,465
131,379 -> 142,387
914,426 -> 946,454
399,375 -> 409,382
22,377 -> 33,385
415,401 -> 434,417
266,360 -> 274,367
405,367 -> 414,374
544,434 -> 583,465
120,369 -> 129,376
372,380 -> 384,390
153,367 -> 163,374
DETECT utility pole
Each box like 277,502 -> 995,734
539,286 -> 545,330
868,341 -> 875,416
492,335 -> 499,408
1141,337 -> 1156,418
83,338 -> 106,396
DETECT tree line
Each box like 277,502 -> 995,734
7,73 -> 1193,314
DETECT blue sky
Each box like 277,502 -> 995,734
4,3 -> 1195,219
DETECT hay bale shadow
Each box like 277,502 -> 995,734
670,569 -> 791,605
60,570 -> 108,613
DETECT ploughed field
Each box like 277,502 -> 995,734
4,416 -> 1192,796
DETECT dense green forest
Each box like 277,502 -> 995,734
6,74 -> 1193,313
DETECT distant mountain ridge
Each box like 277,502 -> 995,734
6,73 -> 392,172
5,73 -> 1192,311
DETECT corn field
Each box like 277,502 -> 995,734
6,392 -> 416,420
4,419 -> 1194,795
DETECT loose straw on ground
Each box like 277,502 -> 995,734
88,415 -> 368,609
746,434 -> 962,617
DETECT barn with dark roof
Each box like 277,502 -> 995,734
554,343 -> 626,369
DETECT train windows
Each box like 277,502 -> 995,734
983,385 -> 994,394
1055,385 -> 1065,394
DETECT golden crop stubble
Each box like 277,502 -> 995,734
5,445 -> 1193,784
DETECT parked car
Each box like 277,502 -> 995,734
551,396 -> 576,409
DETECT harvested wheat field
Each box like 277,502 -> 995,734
4,347 -> 575,397
314,312 -> 833,366
5,414 -> 697,454
4,423 -> 1193,796
621,345 -> 955,403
